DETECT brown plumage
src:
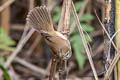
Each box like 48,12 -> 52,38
26,6 -> 72,60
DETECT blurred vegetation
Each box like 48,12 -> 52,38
52,1 -> 94,69
0,0 -> 105,79
0,57 -> 10,80
0,27 -> 16,51
0,27 -> 16,80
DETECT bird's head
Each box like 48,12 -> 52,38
61,50 -> 72,60
58,44 -> 72,60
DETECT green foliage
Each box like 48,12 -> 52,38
52,1 -> 94,69
70,1 -> 94,69
52,7 -> 61,23
74,1 -> 84,12
70,32 -> 92,68
80,13 -> 94,22
0,57 -> 11,80
0,27 -> 16,51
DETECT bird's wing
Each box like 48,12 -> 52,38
40,30 -> 53,42
26,6 -> 54,32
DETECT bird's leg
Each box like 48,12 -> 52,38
49,55 -> 57,80
58,60 -> 67,80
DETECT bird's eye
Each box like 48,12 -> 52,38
64,52 -> 69,57
62,51 -> 70,60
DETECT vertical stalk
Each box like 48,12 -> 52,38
115,0 -> 120,80
57,0 -> 72,79
105,0 -> 115,79
1,0 -> 10,34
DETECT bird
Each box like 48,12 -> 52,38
26,6 -> 72,60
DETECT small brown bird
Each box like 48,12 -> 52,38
26,6 -> 72,60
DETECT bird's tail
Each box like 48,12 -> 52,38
26,6 -> 54,32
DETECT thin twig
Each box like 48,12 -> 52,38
104,51 -> 120,80
5,0 -> 35,67
95,11 -> 118,52
15,57 -> 49,75
58,0 -> 72,38
21,0 -> 34,39
21,26 -> 30,40
0,0 -> 15,12
89,30 -> 103,37
11,24 -> 25,31
92,42 -> 104,57
71,2 -> 98,80
25,36 -> 41,57
94,10 -> 120,80
70,0 -> 89,34
5,28 -> 35,68
57,0 -> 66,32
47,0 -> 59,12
10,66 -> 20,80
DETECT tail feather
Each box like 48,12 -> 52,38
26,6 -> 54,32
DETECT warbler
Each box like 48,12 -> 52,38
26,6 -> 72,60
